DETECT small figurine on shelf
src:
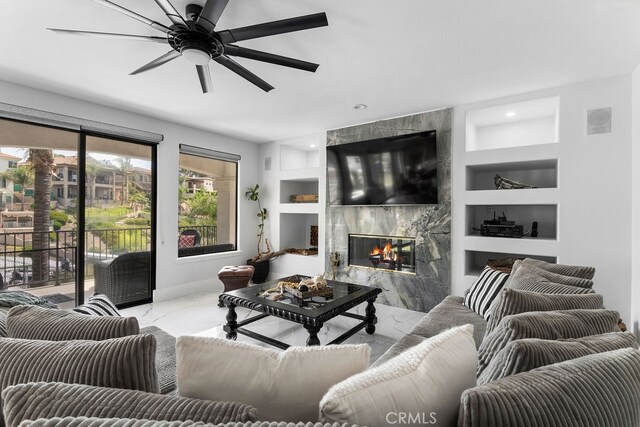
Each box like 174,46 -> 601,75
330,252 -> 341,281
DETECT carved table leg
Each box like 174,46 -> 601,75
304,322 -> 323,346
218,295 -> 225,307
365,298 -> 378,335
223,303 -> 238,340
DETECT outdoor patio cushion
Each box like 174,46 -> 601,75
460,348 -> 640,427
0,334 -> 159,424
6,305 -> 139,341
3,382 -> 256,427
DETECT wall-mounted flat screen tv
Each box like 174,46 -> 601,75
327,130 -> 437,206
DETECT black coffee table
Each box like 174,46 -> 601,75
218,275 -> 382,349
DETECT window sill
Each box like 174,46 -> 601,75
175,250 -> 244,264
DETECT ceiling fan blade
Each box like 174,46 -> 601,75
224,45 -> 319,72
196,65 -> 213,93
195,0 -> 230,33
153,0 -> 188,27
130,50 -> 181,75
93,0 -> 171,33
214,55 -> 274,92
47,28 -> 168,43
217,12 -> 328,43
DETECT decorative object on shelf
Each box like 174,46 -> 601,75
330,252 -> 341,281
245,184 -> 284,283
284,248 -> 319,256
290,194 -> 319,203
487,258 -> 522,274
531,221 -> 539,238
494,174 -> 538,190
477,212 -> 525,238
310,225 -> 319,247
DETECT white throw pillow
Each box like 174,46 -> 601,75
319,324 -> 477,426
176,336 -> 370,422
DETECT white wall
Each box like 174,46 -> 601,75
631,65 -> 640,340
453,75 -> 633,322
0,79 -> 260,301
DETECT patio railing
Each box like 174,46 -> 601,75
0,224 -> 217,288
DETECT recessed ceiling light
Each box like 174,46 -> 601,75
353,104 -> 368,110
309,144 -> 317,148
505,111 -> 516,118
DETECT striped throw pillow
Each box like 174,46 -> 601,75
463,266 -> 509,320
73,293 -> 121,316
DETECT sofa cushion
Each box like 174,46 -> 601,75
521,257 -> 595,279
507,261 -> 594,289
7,305 -> 139,341
460,348 -> 640,427
509,279 -> 596,295
0,335 -> 159,425
73,293 -> 121,316
177,336 -> 369,422
320,325 -> 476,427
369,333 -> 427,369
478,332 -> 638,384
485,288 -> 603,334
141,326 -> 177,395
0,291 -> 59,337
463,266 -> 510,320
409,296 -> 487,348
2,382 -> 257,427
14,419 -> 356,427
477,309 -> 619,377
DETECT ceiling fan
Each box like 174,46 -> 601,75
48,0 -> 328,93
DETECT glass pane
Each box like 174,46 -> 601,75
178,152 -> 237,257
86,136 -> 153,305
0,118 -> 79,309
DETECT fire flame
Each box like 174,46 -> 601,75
370,241 -> 394,261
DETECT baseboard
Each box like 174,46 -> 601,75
153,278 -> 222,302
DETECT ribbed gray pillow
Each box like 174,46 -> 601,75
461,348 -> 640,427
507,261 -> 594,289
522,257 -> 596,279
7,305 -> 139,341
509,279 -> 595,295
3,382 -> 256,427
477,309 -> 619,377
0,335 -> 159,425
478,332 -> 638,384
15,419 -> 356,427
485,288 -> 604,334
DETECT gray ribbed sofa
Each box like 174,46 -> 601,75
373,295 -> 640,427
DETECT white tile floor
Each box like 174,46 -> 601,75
121,290 -> 426,363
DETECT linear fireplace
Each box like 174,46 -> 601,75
348,234 -> 416,274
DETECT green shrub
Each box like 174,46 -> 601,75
52,221 -> 62,231
123,218 -> 150,226
49,210 -> 69,225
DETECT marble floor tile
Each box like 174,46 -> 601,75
121,290 -> 426,363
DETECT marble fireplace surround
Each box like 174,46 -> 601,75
325,109 -> 452,313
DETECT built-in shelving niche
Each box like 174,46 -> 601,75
466,159 -> 558,191
279,213 -> 318,256
279,178 -> 319,204
280,144 -> 319,171
466,204 -> 558,239
465,250 -> 557,277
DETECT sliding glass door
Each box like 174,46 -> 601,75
0,118 -> 156,308
84,136 -> 155,306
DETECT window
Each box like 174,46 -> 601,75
178,145 -> 238,257
8,161 -> 17,168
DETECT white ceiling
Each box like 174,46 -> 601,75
1,0 -> 640,143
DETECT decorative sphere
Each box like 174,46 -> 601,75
299,284 -> 309,292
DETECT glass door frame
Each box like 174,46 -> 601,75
78,131 -> 157,308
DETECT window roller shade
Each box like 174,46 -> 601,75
180,144 -> 241,162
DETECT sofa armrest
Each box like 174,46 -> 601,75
2,382 -> 256,427
459,348 -> 640,427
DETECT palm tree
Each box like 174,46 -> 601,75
1,165 -> 33,210
28,149 -> 54,286
114,157 -> 132,205
85,161 -> 102,208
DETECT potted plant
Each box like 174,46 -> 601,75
245,184 -> 283,283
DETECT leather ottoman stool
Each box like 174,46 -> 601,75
218,265 -> 254,307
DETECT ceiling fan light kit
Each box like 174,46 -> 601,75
49,0 -> 328,94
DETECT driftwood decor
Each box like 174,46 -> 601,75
494,173 -> 538,190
